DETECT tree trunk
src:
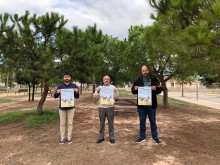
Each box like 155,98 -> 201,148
28,83 -> 31,102
32,83 -> 35,101
92,74 -> 96,93
80,79 -> 83,94
181,83 -> 184,97
111,76 -> 116,86
37,83 -> 49,115
41,83 -> 43,94
161,81 -> 169,108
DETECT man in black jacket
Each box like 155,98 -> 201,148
131,65 -> 162,144
54,72 -> 79,145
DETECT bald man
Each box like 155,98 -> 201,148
93,75 -> 119,144
131,65 -> 162,144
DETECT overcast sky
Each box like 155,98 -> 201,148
0,0 -> 156,39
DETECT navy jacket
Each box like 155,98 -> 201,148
54,82 -> 79,110
131,75 -> 162,108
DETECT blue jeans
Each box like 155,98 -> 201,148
138,106 -> 158,140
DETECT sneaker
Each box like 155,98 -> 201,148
136,137 -> 146,144
110,139 -> 115,144
67,138 -> 72,144
96,139 -> 104,144
153,138 -> 161,144
59,140 -> 65,145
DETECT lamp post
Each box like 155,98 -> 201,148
6,72 -> 9,96
2,32 -> 9,96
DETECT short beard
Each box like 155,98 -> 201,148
64,80 -> 70,83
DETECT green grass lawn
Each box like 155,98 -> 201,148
118,89 -> 136,98
0,98 -> 12,103
0,110 -> 59,127
0,90 -> 207,126
159,95 -> 191,106
119,90 -> 204,108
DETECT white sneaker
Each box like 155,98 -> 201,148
67,138 -> 72,144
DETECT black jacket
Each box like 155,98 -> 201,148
131,75 -> 162,108
54,82 -> 79,110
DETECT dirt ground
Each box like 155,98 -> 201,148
0,93 -> 220,165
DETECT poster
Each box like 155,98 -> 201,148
100,86 -> 114,105
61,89 -> 75,107
138,86 -> 152,106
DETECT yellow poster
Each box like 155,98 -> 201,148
100,86 -> 114,105
138,86 -> 152,106
61,89 -> 75,107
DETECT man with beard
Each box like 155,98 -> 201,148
131,65 -> 162,144
54,72 -> 79,145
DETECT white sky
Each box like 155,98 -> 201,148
0,0 -> 156,39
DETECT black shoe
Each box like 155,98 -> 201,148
153,138 -> 161,144
136,137 -> 146,144
110,139 -> 115,144
96,139 -> 104,144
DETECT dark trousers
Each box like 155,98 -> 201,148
138,106 -> 158,140
98,107 -> 114,140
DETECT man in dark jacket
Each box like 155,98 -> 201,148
54,72 -> 79,145
131,65 -> 162,144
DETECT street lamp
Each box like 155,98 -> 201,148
2,32 -> 7,38
2,32 -> 9,96
6,71 -> 9,96
191,56 -> 199,101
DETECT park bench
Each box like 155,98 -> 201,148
15,88 -> 28,95
0,88 -> 7,93
115,97 -> 137,109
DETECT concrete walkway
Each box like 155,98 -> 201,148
168,92 -> 220,110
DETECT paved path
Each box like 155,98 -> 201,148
168,91 -> 220,110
